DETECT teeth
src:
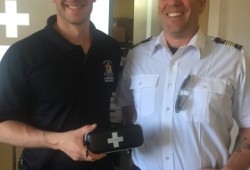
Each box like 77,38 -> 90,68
168,13 -> 182,17
67,5 -> 81,9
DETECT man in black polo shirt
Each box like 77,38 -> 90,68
0,0 -> 121,169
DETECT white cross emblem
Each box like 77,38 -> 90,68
0,0 -> 29,38
107,132 -> 124,148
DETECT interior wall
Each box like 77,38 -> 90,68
113,0 -> 134,19
0,143 -> 12,170
0,0 -> 55,61
0,0 -> 55,45
208,0 -> 250,60
112,0 -> 134,43
133,0 -> 150,43
219,0 -> 250,59
199,0 -> 209,34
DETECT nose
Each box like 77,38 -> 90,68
167,0 -> 182,5
159,0 -> 182,8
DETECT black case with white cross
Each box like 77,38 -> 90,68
84,124 -> 144,153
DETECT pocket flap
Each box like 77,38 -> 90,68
130,74 -> 159,89
193,77 -> 226,94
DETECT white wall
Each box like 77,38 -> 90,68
220,0 -> 250,56
208,0 -> 250,58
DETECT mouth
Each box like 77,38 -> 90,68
66,5 -> 83,10
167,12 -> 183,17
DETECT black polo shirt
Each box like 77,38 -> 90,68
0,15 -> 121,169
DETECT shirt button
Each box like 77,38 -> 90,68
166,107 -> 170,112
168,83 -> 172,87
165,156 -> 170,160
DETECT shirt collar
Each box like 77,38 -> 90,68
188,29 -> 206,51
45,15 -> 97,53
149,32 -> 166,55
153,29 -> 207,58
155,31 -> 167,49
45,15 -> 75,53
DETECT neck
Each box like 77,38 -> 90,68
53,20 -> 92,54
164,28 -> 199,48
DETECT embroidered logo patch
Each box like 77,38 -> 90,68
103,60 -> 114,83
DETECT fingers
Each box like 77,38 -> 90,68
79,147 -> 106,161
57,124 -> 106,162
81,124 -> 106,161
85,150 -> 106,161
82,123 -> 98,148
69,144 -> 106,161
82,124 -> 97,135
86,124 -> 97,131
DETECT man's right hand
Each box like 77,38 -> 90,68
46,124 -> 106,161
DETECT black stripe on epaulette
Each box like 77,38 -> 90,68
130,37 -> 153,49
214,37 -> 243,50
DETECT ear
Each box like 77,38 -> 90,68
199,0 -> 207,13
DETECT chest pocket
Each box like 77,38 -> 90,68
181,76 -> 228,124
130,75 -> 159,117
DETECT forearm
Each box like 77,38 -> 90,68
0,120 -> 106,161
224,128 -> 250,170
0,120 -> 58,149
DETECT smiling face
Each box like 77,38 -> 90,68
52,0 -> 96,26
158,0 -> 206,40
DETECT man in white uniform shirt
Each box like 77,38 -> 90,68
115,0 -> 250,169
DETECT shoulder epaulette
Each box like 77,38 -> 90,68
130,37 -> 153,49
213,37 -> 243,50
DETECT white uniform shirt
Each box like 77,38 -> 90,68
115,30 -> 250,170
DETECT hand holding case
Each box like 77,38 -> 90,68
84,124 -> 144,153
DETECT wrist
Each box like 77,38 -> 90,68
43,131 -> 59,149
